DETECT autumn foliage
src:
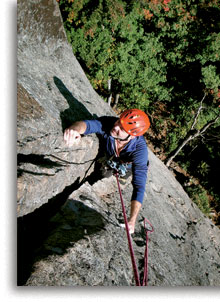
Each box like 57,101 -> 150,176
59,0 -> 220,219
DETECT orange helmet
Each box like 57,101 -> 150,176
120,109 -> 150,136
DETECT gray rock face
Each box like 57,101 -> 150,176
17,0 -> 115,217
17,0 -> 220,286
24,154 -> 220,286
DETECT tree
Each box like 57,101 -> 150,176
166,94 -> 220,167
58,0 -> 220,216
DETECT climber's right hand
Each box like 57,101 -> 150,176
64,128 -> 81,147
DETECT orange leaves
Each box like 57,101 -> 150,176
109,3 -> 125,21
164,6 -> 170,11
152,0 -> 160,4
210,89 -> 220,104
85,28 -> 94,38
182,11 -> 196,22
143,9 -> 153,21
163,0 -> 171,12
92,79 -> 103,90
216,90 -> 220,107
163,0 -> 171,4
216,89 -> 220,102
67,10 -> 74,23
143,0 -> 171,16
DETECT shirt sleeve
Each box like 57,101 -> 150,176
84,116 -> 118,135
131,139 -> 148,204
83,119 -> 104,135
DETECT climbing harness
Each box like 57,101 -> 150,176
114,172 -> 154,286
107,159 -> 127,177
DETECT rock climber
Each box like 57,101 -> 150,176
63,108 -> 150,234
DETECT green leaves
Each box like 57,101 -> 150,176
59,0 -> 220,126
58,0 -> 220,225
197,33 -> 220,64
201,65 -> 220,99
59,0 -> 173,107
186,184 -> 211,215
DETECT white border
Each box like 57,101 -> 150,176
1,0 -> 219,301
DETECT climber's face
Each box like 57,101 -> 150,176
110,119 -> 130,141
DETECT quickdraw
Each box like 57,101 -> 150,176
115,172 -> 154,286
107,159 -> 127,177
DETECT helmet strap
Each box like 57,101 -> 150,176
116,134 -> 130,142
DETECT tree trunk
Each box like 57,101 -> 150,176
166,131 -> 199,167
113,94 -> 120,109
107,79 -> 112,106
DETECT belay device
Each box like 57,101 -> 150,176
107,159 -> 127,177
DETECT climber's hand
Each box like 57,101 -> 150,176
127,221 -> 135,234
64,128 -> 81,146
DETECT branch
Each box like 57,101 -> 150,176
113,94 -> 120,109
107,79 -> 112,106
199,113 -> 220,135
191,93 -> 206,130
108,94 -> 112,106
166,112 -> 220,167
165,134 -> 194,167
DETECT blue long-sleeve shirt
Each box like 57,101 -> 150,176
84,116 -> 148,204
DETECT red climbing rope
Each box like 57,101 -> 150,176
142,217 -> 154,286
115,172 -> 154,286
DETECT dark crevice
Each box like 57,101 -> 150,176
17,156 -> 106,286
17,119 -> 108,286
169,232 -> 185,242
17,153 -> 65,168
17,177 -> 81,285
17,153 -> 66,177
17,168 -> 58,177
17,152 -> 96,177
